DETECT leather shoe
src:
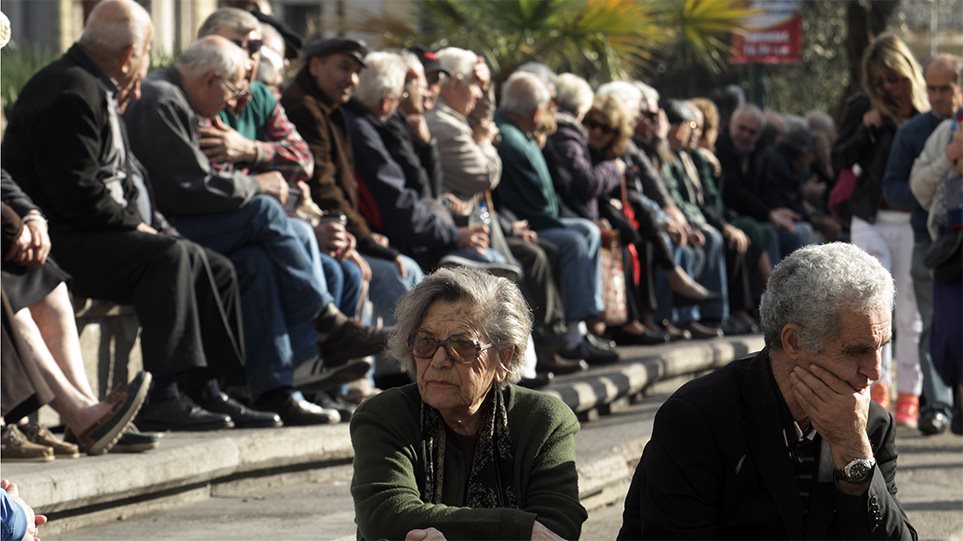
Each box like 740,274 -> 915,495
536,354 -> 588,375
584,332 -> 616,351
679,320 -> 723,339
610,327 -> 670,346
252,393 -> 340,426
135,395 -> 234,432
317,307 -> 390,365
659,321 -> 692,341
918,409 -> 950,436
560,336 -> 619,364
198,392 -> 283,429
518,373 -> 554,389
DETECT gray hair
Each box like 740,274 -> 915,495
516,62 -> 558,95
435,47 -> 477,81
354,51 -> 407,113
597,81 -> 643,119
177,36 -> 248,80
556,73 -> 594,117
500,71 -> 551,118
197,7 -> 259,39
633,81 -> 659,107
387,266 -> 533,386
78,0 -> 152,58
729,104 -> 766,129
759,243 -> 895,352
399,49 -> 424,77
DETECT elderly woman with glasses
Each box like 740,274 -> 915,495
350,266 -> 586,541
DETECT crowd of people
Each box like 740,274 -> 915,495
0,0 -> 961,537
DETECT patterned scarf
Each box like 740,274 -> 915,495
419,385 -> 518,509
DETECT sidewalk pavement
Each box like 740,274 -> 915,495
5,334 -> 962,540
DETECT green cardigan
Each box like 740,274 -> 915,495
350,383 -> 586,540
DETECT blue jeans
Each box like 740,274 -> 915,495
653,225 -> 728,323
771,222 -> 818,263
366,254 -> 423,326
169,195 -> 326,396
538,217 -> 603,324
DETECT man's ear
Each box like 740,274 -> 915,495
780,324 -> 804,358
378,97 -> 393,118
308,56 -> 322,78
119,45 -> 136,75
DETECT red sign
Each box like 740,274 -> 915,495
731,0 -> 803,64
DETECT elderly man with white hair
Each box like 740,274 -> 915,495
620,242 -> 917,539
495,71 -> 618,364
341,51 -> 512,275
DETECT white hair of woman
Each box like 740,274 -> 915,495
633,81 -> 659,107
555,73 -> 594,118
597,81 -> 643,119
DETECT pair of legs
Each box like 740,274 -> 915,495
911,240 -> 954,423
7,283 -> 110,434
169,196 -> 326,397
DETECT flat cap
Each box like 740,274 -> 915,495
303,37 -> 367,66
408,45 -> 449,76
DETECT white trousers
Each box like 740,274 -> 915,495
851,213 -> 922,395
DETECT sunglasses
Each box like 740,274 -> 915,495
584,119 -> 616,135
231,38 -> 263,56
408,331 -> 493,364
641,110 -> 658,120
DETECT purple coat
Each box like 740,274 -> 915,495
546,114 -> 623,220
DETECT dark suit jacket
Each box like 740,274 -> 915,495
2,45 -> 144,233
619,350 -> 917,540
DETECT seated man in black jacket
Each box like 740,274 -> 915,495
620,242 -> 916,540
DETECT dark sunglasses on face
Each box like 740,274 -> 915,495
231,38 -> 263,56
584,118 -> 616,135
408,330 -> 493,364
641,110 -> 658,120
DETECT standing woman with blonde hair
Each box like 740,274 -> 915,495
831,32 -> 928,425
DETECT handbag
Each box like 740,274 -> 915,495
828,167 -> 857,227
925,228 -> 962,283
599,237 -> 629,326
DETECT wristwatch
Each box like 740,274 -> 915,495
834,457 -> 877,484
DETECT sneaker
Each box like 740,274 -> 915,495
22,423 -> 79,458
111,426 -> 162,453
894,394 -> 919,428
1,425 -> 54,463
870,382 -> 891,411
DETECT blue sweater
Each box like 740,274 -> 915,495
882,111 -> 946,242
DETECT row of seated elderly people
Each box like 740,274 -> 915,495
0,0 -> 841,462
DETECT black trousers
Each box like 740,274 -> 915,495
50,229 -> 244,380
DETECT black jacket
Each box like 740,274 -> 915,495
377,111 -> 443,201
2,45 -> 144,232
619,350 -> 917,540
717,131 -> 771,222
831,94 -> 903,223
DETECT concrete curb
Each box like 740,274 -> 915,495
4,336 -> 764,522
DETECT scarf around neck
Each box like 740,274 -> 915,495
419,385 -> 518,509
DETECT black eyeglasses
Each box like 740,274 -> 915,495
231,38 -> 263,56
583,118 -> 615,135
641,110 -> 658,120
408,331 -> 493,364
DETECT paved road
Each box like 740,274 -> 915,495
47,376 -> 963,540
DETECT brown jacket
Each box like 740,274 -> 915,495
281,69 -> 372,241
